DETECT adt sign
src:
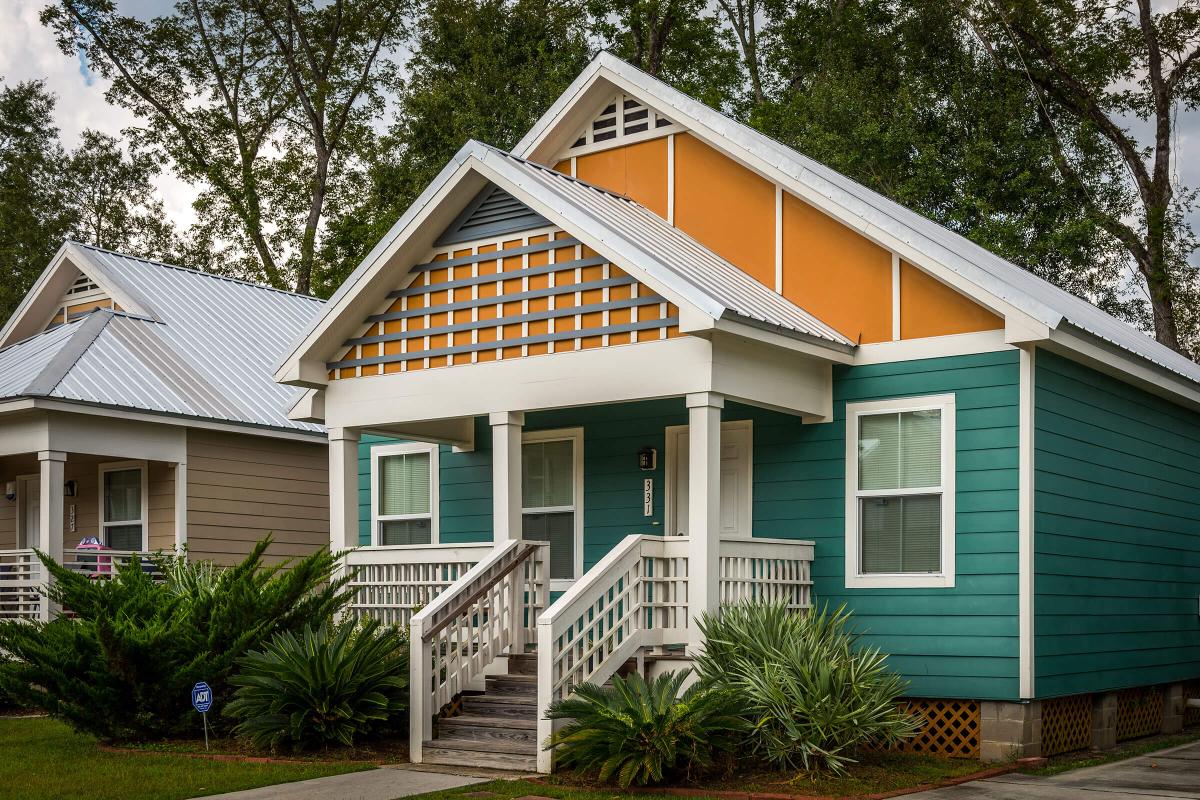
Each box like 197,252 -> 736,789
191,681 -> 213,714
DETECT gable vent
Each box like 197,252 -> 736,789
569,93 -> 679,153
436,184 -> 551,246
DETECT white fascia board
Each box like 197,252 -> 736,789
273,146 -> 491,386
288,388 -> 325,423
1046,324 -> 1200,413
473,152 -> 726,321
711,317 -> 854,364
513,55 -> 1057,337
0,242 -> 73,347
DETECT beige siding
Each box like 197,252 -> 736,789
185,430 -> 328,566
148,461 -> 176,552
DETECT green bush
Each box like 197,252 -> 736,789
0,538 -> 350,741
695,601 -> 919,775
546,669 -> 745,787
226,617 -> 408,750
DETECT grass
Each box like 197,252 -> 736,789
0,717 -> 373,800
409,752 -> 989,800
1023,728 -> 1200,776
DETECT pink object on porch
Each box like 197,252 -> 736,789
75,537 -> 113,577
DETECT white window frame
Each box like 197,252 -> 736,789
521,427 -> 584,592
98,460 -> 149,551
371,442 -> 440,546
844,394 -> 956,589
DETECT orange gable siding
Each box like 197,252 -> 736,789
900,261 -> 1002,339
327,228 -> 680,378
673,133 -> 775,289
574,138 -> 669,218
781,191 -> 892,344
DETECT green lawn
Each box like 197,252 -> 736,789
0,717 -> 372,800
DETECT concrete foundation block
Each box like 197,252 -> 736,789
1163,683 -> 1184,735
980,700 -> 1041,762
1092,691 -> 1118,751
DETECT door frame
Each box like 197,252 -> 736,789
15,473 -> 39,549
521,426 -> 585,592
663,419 -> 753,540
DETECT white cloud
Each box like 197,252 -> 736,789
0,0 -> 200,230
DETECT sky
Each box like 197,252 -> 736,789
2,0 -> 1199,262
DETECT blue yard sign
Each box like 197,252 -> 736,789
191,681 -> 213,713
192,681 -> 213,749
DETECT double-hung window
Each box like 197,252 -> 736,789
372,443 -> 438,546
845,395 -> 955,588
99,462 -> 147,551
521,429 -> 583,588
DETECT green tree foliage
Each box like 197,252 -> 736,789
962,0 -> 1200,354
0,81 -> 73,326
754,0 -> 1142,327
546,669 -> 746,787
319,0 -> 591,294
0,539 -> 350,742
42,0 -> 407,294
695,602 -> 919,775
226,618 -> 408,750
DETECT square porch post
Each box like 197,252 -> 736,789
490,411 -> 524,542
328,428 -> 361,552
37,450 -> 66,622
685,393 -> 723,651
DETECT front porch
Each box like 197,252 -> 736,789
0,410 -> 185,620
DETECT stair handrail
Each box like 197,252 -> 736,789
534,534 -> 690,772
409,538 -> 549,764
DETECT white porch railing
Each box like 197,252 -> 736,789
718,536 -> 814,609
408,539 -> 549,764
0,548 -> 162,621
0,550 -> 41,621
345,543 -> 494,627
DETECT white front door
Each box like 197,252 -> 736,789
668,421 -> 752,538
19,477 -> 41,550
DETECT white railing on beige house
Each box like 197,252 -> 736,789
345,543 -> 494,628
0,548 -> 162,621
718,537 -> 814,609
408,539 -> 550,764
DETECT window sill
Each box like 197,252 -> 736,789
844,572 -> 955,589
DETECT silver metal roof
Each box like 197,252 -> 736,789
0,245 -> 325,434
516,52 -> 1200,386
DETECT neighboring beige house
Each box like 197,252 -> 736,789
0,242 -> 329,620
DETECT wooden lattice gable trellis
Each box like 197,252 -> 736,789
564,91 -> 684,156
45,270 -> 117,330
327,186 -> 681,379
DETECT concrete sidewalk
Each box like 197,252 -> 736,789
909,740 -> 1200,799
191,766 -> 488,800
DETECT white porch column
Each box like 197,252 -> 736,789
173,461 -> 187,555
38,450 -> 66,622
685,393 -> 723,650
328,428 -> 361,552
490,411 -> 525,542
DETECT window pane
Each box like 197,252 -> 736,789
106,524 -> 143,551
859,414 -> 899,490
379,452 -> 431,516
522,440 -> 573,508
860,495 -> 941,574
380,518 -> 432,546
900,410 -> 941,488
523,511 -> 574,580
104,469 -> 141,523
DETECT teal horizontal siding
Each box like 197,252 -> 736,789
743,349 -> 1022,701
1034,350 -> 1200,697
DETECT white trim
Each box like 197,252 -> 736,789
15,473 -> 39,549
775,186 -> 783,293
844,394 -> 956,589
854,329 -> 1012,365
522,426 -> 584,592
1018,346 -> 1036,698
97,460 -> 150,550
664,419 -> 752,540
891,253 -> 901,342
667,134 -> 675,225
370,442 -> 440,546
173,461 -> 187,553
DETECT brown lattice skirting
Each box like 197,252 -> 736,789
1041,694 -> 1092,756
897,699 -> 981,759
1117,686 -> 1164,741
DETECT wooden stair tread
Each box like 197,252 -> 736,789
426,736 -> 536,755
441,713 -> 537,730
468,693 -> 537,706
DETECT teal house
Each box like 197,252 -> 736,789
276,54 -> 1200,770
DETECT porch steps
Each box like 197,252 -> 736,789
422,655 -> 540,771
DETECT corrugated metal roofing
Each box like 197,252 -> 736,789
515,52 -> 1200,386
0,245 -> 325,434
480,147 -> 854,347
